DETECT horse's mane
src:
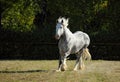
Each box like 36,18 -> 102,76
57,17 -> 69,27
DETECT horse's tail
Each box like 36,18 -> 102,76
82,48 -> 92,60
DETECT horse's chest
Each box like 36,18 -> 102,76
59,42 -> 68,48
58,40 -> 69,51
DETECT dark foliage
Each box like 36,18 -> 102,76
0,0 -> 120,60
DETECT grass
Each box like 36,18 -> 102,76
0,60 -> 120,82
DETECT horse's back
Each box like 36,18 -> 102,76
73,31 -> 84,38
74,31 -> 90,48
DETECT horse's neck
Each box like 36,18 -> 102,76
63,27 -> 74,41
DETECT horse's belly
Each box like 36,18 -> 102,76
71,46 -> 82,54
71,42 -> 84,54
58,39 -> 85,54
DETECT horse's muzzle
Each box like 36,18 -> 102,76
55,35 -> 60,40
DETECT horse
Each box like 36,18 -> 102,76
55,17 -> 91,71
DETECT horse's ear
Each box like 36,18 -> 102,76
57,16 -> 62,23
66,18 -> 69,23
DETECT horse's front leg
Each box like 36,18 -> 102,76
74,50 -> 84,71
57,56 -> 63,72
73,54 -> 80,71
57,53 -> 69,71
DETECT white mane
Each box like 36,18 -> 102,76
57,17 -> 69,27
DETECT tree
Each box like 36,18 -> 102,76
1,0 -> 41,32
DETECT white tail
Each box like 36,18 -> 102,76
82,48 -> 91,60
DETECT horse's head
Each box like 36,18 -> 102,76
55,17 -> 69,40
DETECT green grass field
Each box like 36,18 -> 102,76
0,60 -> 119,82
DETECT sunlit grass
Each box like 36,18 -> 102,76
0,60 -> 119,82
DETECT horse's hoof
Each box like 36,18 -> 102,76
79,66 -> 85,70
61,68 -> 66,71
61,65 -> 67,71
55,70 -> 61,72
73,69 -> 78,71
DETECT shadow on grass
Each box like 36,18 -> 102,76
0,70 -> 48,73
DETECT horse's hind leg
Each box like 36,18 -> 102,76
79,54 -> 85,70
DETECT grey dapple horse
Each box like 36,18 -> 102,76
55,17 -> 91,71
